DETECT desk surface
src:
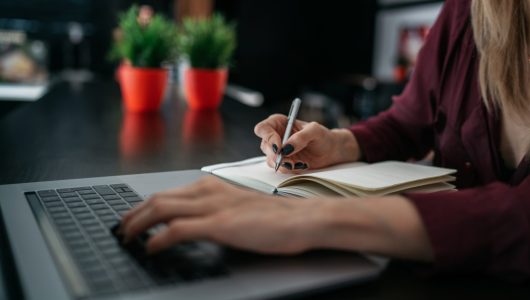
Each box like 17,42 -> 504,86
0,80 -> 528,299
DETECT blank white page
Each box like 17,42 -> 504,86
306,161 -> 456,191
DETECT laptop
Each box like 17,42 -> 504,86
0,170 -> 384,300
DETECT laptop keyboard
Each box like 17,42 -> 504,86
26,184 -> 227,298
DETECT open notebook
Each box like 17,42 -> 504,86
202,157 -> 457,198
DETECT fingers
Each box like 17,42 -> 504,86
147,218 -> 212,254
254,114 -> 285,153
121,195 -> 211,241
283,122 -> 326,157
121,176 -> 225,240
121,181 -> 203,225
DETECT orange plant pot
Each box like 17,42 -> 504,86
184,68 -> 228,110
118,65 -> 168,113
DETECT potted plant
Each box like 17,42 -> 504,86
110,5 -> 179,112
179,14 -> 236,110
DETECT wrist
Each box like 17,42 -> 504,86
330,129 -> 362,163
294,198 -> 376,252
306,196 -> 433,261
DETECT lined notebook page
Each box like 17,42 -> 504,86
303,161 -> 456,191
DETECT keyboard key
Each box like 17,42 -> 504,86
54,218 -> 75,226
100,215 -> 119,223
86,199 -> 104,205
85,225 -> 105,234
58,224 -> 79,233
77,189 -> 96,194
108,254 -> 130,265
48,206 -> 67,213
90,204 -> 109,211
95,239 -> 117,249
116,210 -> 129,217
82,194 -> 101,200
58,192 -> 77,198
79,218 -> 99,226
57,188 -> 76,193
101,246 -> 122,257
90,232 -> 111,241
67,202 -> 86,208
107,199 -> 125,206
63,230 -> 85,240
102,195 -> 121,201
110,184 -> 128,189
124,196 -> 142,202
93,185 -> 116,196
128,201 -> 143,207
62,196 -> 82,203
118,192 -> 137,198
44,201 -> 64,208
94,209 -> 115,217
38,190 -> 58,197
74,186 -> 93,191
50,212 -> 71,219
41,196 -> 60,202
75,212 -> 94,220
71,207 -> 90,214
70,247 -> 93,258
111,204 -> 130,211
66,239 -> 90,249
103,221 -> 118,228
77,256 -> 102,269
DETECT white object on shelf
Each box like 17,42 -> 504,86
225,84 -> 264,107
0,83 -> 49,101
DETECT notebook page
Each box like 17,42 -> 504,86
203,158 -> 293,188
299,161 -> 456,191
202,156 -> 368,188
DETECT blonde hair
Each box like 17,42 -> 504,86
471,0 -> 530,120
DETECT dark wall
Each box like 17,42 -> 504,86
217,0 -> 377,105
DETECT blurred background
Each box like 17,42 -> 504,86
0,0 -> 444,126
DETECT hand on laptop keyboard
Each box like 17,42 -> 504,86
111,223 -> 228,281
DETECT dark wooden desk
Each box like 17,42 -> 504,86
0,80 -> 528,299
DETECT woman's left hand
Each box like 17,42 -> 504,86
119,176 -> 324,255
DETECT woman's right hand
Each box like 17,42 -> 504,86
254,114 -> 362,173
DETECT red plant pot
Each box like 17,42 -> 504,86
118,65 -> 168,113
184,68 -> 228,110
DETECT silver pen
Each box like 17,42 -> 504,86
275,98 -> 302,172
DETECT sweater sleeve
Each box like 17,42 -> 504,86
350,0 -> 458,162
406,177 -> 530,282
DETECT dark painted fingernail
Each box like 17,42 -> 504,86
282,162 -> 293,170
272,144 -> 278,154
294,162 -> 307,170
281,144 -> 294,155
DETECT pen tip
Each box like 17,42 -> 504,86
274,163 -> 280,173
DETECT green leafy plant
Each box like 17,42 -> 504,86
110,5 -> 179,68
180,14 -> 236,69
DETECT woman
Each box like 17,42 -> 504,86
119,0 -> 530,281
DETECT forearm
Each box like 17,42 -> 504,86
307,196 -> 434,261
